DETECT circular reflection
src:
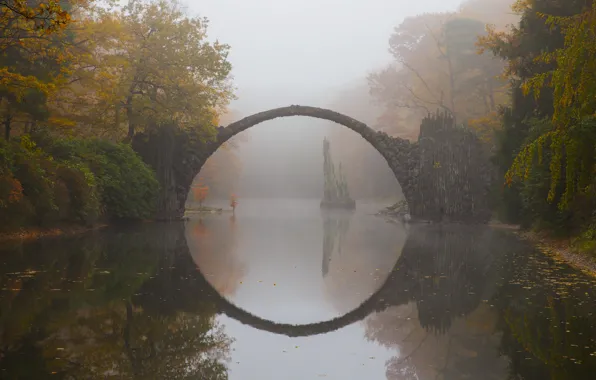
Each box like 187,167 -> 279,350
320,209 -> 407,315
186,200 -> 405,326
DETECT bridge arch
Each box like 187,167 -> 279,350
195,105 -> 417,211
136,105 -> 491,222
197,254 -> 411,337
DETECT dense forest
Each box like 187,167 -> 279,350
0,0 -> 233,230
2,0 -> 596,259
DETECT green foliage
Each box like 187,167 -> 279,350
0,133 -> 159,231
38,134 -> 160,220
0,135 -> 61,227
84,140 -> 159,219
485,0 -> 596,238
0,224 -> 231,379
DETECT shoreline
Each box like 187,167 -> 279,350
0,224 -> 108,243
515,229 -> 596,278
379,210 -> 596,278
4,211 -> 595,279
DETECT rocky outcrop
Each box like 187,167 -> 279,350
414,112 -> 492,223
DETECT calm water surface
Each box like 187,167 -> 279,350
1,199 -> 596,379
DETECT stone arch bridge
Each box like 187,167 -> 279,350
133,105 -> 491,223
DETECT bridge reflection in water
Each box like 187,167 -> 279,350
182,219 -> 516,379
185,218 -> 506,337
2,219 -> 596,378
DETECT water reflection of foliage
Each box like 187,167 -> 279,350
364,226 -> 509,380
186,216 -> 245,298
0,224 -> 232,379
363,226 -> 596,380
40,306 -> 230,379
493,247 -> 596,380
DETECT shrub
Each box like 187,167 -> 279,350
0,134 -> 158,231
0,136 -> 58,227
84,140 -> 159,220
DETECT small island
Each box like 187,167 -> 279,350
320,138 -> 356,210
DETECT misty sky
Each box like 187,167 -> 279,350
190,0 -> 465,113
190,0 -> 470,200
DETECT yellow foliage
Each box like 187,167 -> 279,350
0,68 -> 57,99
506,3 -> 596,208
511,0 -> 532,14
468,111 -> 501,145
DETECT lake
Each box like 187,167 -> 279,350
1,199 -> 595,379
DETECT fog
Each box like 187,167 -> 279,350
190,0 -> 514,201
193,0 -> 464,92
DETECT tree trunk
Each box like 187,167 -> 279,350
487,81 -> 496,111
4,113 -> 11,141
482,93 -> 490,115
126,96 -> 135,141
115,103 -> 121,132
446,57 -> 457,123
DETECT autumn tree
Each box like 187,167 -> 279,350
78,0 -> 234,140
511,2 -> 596,209
368,12 -> 454,137
0,0 -> 78,139
369,4 -> 509,139
479,0 -> 594,229
192,179 -> 209,207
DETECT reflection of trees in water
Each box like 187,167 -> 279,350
401,227 -> 496,334
186,216 -> 245,297
492,245 -> 596,380
321,211 -> 352,277
0,224 -> 232,379
363,226 -> 596,380
364,225 -> 507,380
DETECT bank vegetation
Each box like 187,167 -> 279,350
0,0 -> 235,233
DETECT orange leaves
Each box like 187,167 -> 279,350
192,220 -> 209,238
0,0 -> 72,37
191,180 -> 209,205
511,0 -> 532,14
0,68 -> 57,99
0,173 -> 24,208
7,177 -> 23,203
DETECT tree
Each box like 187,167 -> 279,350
192,180 -> 209,207
0,0 -> 78,139
479,0 -> 593,227
368,9 -> 508,139
87,0 -> 233,140
511,2 -> 596,209
368,12 -> 454,137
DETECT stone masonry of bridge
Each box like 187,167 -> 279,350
133,105 -> 491,223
